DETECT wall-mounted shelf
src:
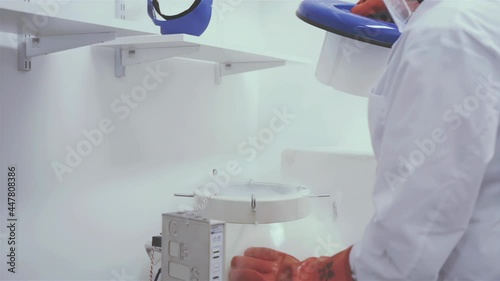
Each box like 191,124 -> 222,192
1,2 -> 307,79
96,34 -> 308,81
0,1 -> 155,71
0,1 -> 155,36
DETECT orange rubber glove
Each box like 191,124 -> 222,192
229,248 -> 300,281
351,0 -> 387,17
229,247 -> 354,281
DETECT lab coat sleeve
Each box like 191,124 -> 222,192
350,14 -> 500,281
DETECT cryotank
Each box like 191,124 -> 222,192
160,181 -> 344,281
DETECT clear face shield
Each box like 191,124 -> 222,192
383,0 -> 422,32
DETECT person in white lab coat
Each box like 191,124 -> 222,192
229,0 -> 500,280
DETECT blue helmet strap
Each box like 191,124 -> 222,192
147,0 -> 213,36
151,0 -> 202,20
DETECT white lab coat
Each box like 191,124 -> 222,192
350,0 -> 500,280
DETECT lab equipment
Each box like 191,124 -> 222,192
147,0 -> 213,36
296,0 -> 401,96
159,181 -> 343,281
161,212 -> 225,281
193,182 -> 311,224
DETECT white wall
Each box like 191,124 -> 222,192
0,0 -> 372,280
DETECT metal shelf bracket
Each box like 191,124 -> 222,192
18,32 -> 116,71
114,46 -> 200,78
214,61 -> 286,84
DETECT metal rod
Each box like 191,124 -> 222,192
309,194 -> 331,198
174,193 -> 195,198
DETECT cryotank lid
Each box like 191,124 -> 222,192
193,182 -> 312,224
296,0 -> 401,48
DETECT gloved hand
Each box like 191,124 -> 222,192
229,247 -> 354,281
229,248 -> 300,281
351,0 -> 388,17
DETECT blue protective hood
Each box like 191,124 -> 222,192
147,0 -> 213,36
297,0 -> 401,48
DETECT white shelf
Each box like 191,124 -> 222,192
0,1 -> 307,79
0,1 -> 155,71
97,34 -> 309,79
0,1 -> 154,36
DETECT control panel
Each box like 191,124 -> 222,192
162,212 -> 225,281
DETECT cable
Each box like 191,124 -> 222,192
154,268 -> 161,281
149,250 -> 155,281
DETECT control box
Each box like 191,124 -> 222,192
162,212 -> 225,281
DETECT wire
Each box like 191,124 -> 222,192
149,250 -> 155,281
154,268 -> 161,281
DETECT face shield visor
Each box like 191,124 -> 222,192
383,0 -> 422,32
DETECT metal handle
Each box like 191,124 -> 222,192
251,194 -> 256,211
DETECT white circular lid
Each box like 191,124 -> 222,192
194,182 -> 311,224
